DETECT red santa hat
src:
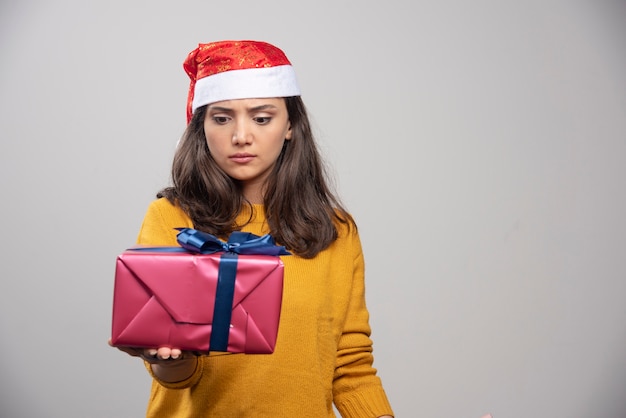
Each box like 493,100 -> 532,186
183,40 -> 301,123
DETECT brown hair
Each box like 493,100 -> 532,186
157,96 -> 354,258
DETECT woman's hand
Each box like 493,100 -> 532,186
108,339 -> 199,383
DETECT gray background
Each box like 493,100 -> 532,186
1,0 -> 625,417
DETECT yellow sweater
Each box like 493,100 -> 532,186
136,198 -> 394,418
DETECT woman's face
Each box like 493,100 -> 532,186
203,98 -> 292,203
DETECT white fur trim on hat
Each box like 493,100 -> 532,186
192,65 -> 300,112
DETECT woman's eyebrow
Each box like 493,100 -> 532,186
208,104 -> 279,112
207,106 -> 232,112
248,104 -> 278,111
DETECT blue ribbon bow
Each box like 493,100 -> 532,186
175,228 -> 291,256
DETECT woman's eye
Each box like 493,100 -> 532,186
212,116 -> 230,124
254,116 -> 272,125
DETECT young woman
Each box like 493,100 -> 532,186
113,40 -> 394,418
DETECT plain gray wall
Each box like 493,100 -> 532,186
1,1 -> 625,417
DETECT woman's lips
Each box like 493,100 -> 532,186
229,153 -> 255,163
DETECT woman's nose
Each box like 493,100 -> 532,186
232,122 -> 252,145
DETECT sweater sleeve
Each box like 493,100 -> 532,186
144,357 -> 204,390
333,229 -> 394,418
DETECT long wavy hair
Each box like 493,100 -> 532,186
157,96 -> 354,258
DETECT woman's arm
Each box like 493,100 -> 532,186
332,229 -> 395,417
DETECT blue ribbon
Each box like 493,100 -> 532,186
129,228 -> 289,352
175,228 -> 291,256
210,252 -> 238,352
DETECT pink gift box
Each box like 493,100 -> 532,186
110,249 -> 284,354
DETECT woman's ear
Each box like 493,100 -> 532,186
285,123 -> 293,140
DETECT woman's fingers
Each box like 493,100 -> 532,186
109,339 -> 192,362
155,347 -> 185,360
157,346 -> 174,360
170,348 -> 183,359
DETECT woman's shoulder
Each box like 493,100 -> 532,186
137,197 -> 193,245
334,209 -> 358,237
143,197 -> 192,228
147,196 -> 181,212
148,197 -> 186,216
331,211 -> 362,253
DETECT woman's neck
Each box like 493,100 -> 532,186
242,181 -> 266,204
